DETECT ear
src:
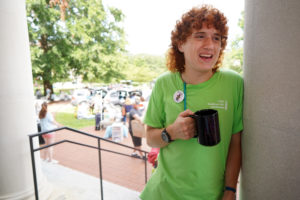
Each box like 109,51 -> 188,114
178,43 -> 184,53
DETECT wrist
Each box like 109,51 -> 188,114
223,190 -> 236,200
166,125 -> 174,140
161,127 -> 173,143
224,186 -> 236,193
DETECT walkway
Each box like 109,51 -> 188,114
40,102 -> 152,199
49,126 -> 152,192
42,161 -> 141,200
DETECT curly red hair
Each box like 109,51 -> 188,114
166,5 -> 228,73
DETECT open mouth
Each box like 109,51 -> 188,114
199,54 -> 213,60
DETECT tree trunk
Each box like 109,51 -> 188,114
43,79 -> 53,97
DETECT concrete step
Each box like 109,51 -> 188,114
41,162 -> 140,200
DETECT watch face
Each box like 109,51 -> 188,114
161,130 -> 170,143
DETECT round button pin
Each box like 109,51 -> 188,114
173,90 -> 184,103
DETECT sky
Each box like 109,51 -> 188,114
102,0 -> 244,55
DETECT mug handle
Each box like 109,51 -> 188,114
189,115 -> 199,138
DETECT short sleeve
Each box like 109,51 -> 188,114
143,78 -> 165,128
232,76 -> 244,134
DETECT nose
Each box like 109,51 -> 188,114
203,37 -> 214,50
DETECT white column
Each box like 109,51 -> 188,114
0,1 -> 51,199
242,0 -> 300,199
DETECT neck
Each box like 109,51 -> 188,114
181,69 -> 214,84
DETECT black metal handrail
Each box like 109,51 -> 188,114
29,126 -> 149,200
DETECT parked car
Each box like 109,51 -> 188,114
51,91 -> 71,102
104,89 -> 129,106
128,90 -> 143,98
102,88 -> 146,106
91,88 -> 107,99
71,89 -> 91,106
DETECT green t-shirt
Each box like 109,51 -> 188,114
140,69 -> 244,200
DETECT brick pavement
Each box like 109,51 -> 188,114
47,126 -> 152,193
45,102 -> 153,193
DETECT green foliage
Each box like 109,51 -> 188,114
122,54 -> 167,82
223,11 -> 244,75
26,0 -> 126,89
238,11 -> 244,30
27,0 -> 72,87
65,0 -> 126,83
27,0 -> 168,87
223,49 -> 243,74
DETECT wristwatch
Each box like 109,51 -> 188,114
161,128 -> 173,143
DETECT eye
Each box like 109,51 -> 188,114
194,34 -> 205,39
213,36 -> 221,41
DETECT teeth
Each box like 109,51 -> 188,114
200,54 -> 212,58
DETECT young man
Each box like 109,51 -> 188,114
140,5 -> 243,200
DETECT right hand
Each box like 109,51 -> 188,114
168,109 -> 195,140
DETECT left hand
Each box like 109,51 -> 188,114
222,190 -> 236,200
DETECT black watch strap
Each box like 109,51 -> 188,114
225,186 -> 236,193
161,128 -> 173,143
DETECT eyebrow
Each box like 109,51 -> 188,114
194,32 -> 221,36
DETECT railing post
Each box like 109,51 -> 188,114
29,136 -> 39,200
98,138 -> 104,200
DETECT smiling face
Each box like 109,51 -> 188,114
178,24 -> 222,74
167,5 -> 228,74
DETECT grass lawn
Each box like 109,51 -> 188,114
54,105 -> 95,130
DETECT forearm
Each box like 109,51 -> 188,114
146,126 -> 169,148
133,114 -> 142,122
224,132 -> 242,189
146,110 -> 196,148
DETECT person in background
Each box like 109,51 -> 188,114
129,97 -> 145,159
39,102 -> 60,163
93,94 -> 103,130
35,99 -> 44,145
140,5 -> 243,200
122,97 -> 133,125
46,87 -> 51,100
103,117 -> 128,141
35,89 -> 42,99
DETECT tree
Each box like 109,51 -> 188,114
122,54 -> 166,83
26,0 -> 126,94
223,11 -> 244,75
65,0 -> 127,83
